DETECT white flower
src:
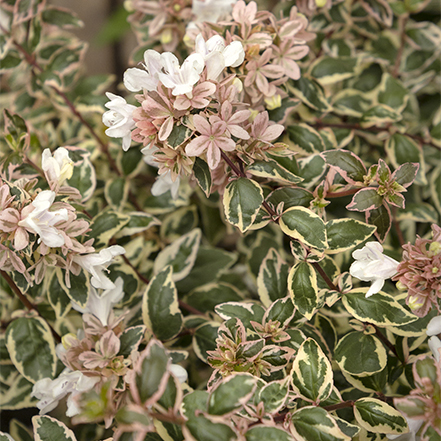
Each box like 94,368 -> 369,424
102,92 -> 137,151
189,0 -> 237,28
195,34 -> 245,80
41,147 -> 74,186
73,245 -> 125,290
158,52 -> 205,96
387,416 -> 423,441
429,336 -> 441,362
426,315 -> 441,336
123,49 -> 162,92
32,370 -> 99,417
349,242 -> 399,297
141,146 -> 181,200
71,277 -> 124,326
169,364 -> 188,383
18,190 -> 68,248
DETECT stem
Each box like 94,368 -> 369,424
311,262 -> 339,292
326,188 -> 359,199
393,16 -> 409,78
374,326 -> 400,360
391,207 -> 405,247
323,401 -> 355,412
0,270 -> 61,343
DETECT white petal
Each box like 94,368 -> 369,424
223,41 -> 245,67
429,336 -> 441,361
427,315 -> 441,336
169,364 -> 188,383
365,278 -> 384,297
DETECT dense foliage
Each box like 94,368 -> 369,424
0,0 -> 440,440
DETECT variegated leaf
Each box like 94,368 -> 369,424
245,425 -> 293,441
142,265 -> 183,341
6,317 -> 57,383
288,262 -> 319,320
354,398 -> 408,434
310,57 -> 359,85
326,219 -> 376,254
291,407 -> 351,441
335,332 -> 387,377
257,248 -> 290,307
246,159 -> 303,184
280,207 -> 327,251
258,380 -> 289,414
153,228 -> 201,281
208,373 -> 257,415
288,124 -> 326,155
291,338 -> 333,403
116,211 -> 161,238
223,178 -> 264,233
32,415 -> 77,441
342,289 -> 418,327
88,208 -> 130,249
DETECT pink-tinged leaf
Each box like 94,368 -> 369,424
0,207 -> 20,231
279,20 -> 303,39
142,96 -> 169,118
215,136 -> 236,152
229,125 -> 250,139
387,192 -> 405,209
321,150 -> 367,185
229,109 -> 251,125
366,204 -> 391,243
347,188 -> 383,212
196,81 -> 217,96
14,228 -> 29,251
246,32 -> 273,48
80,351 -> 107,369
262,124 -> 284,142
282,59 -> 301,80
392,162 -> 420,188
256,73 -> 270,96
206,144 -> 221,170
100,330 -> 121,358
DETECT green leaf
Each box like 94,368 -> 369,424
378,74 -> 409,112
342,289 -> 418,327
326,219 -> 376,253
64,269 -> 89,308
154,228 -> 201,282
311,57 -> 359,85
32,416 -> 77,441
193,157 -> 212,197
193,322 -> 220,363
245,426 -> 293,441
360,0 -> 393,26
133,340 -> 170,405
223,178 -> 264,233
118,326 -> 146,357
361,104 -> 402,128
0,374 -> 36,410
354,398 -> 408,434
66,149 -> 96,202
88,209 -> 130,249
321,150 -> 366,184
6,317 -> 57,383
396,202 -> 438,223
42,6 -> 83,28
104,177 -> 128,211
280,207 -> 327,251
287,77 -> 332,112
288,262 -> 319,320
215,302 -> 265,329
258,381 -> 289,414
367,204 -> 391,243
267,187 -> 314,211
291,407 -> 350,441
265,297 -> 296,328
246,159 -> 303,185
142,266 -> 183,341
185,283 -> 242,313
288,124 -> 326,155
47,269 -> 71,318
257,248 -> 290,307
347,188 -> 383,212
290,338 -> 333,403
182,391 -> 237,441
176,246 -> 237,293
161,206 -> 198,241
332,89 -> 371,117
208,373 -> 256,415
116,211 -> 160,237
335,332 -> 387,377
167,124 -> 192,148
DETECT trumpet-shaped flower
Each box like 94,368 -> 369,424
185,114 -> 236,169
349,242 -> 399,297
73,245 -> 125,290
158,52 -> 205,96
169,363 -> 188,383
102,92 -> 137,151
41,147 -> 74,187
190,0 -> 237,28
195,34 -> 245,80
123,50 -> 161,92
71,277 -> 124,326
427,316 -> 441,362
18,190 -> 68,248
32,370 -> 99,417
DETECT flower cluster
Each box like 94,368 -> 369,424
0,148 -> 125,287
392,224 -> 441,317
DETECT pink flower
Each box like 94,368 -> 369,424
392,224 -> 441,317
250,111 -> 284,143
185,114 -> 236,169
